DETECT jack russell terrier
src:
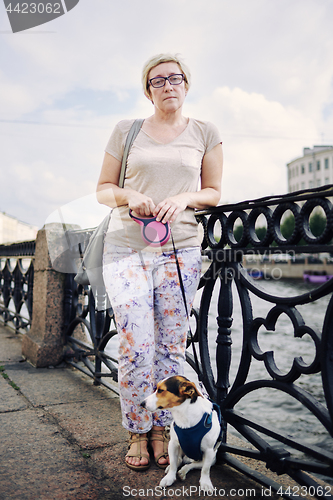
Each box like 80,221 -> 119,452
141,375 -> 222,492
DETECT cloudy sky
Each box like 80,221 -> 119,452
1,0 -> 333,229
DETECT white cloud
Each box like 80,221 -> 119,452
185,86 -> 321,201
0,73 -> 37,116
1,0 -> 333,228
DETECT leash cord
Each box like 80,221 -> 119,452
171,231 -> 202,382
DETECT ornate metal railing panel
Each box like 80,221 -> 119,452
62,230 -> 119,393
0,241 -> 35,333
195,185 -> 333,496
63,185 -> 333,497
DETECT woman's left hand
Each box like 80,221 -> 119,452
153,193 -> 190,223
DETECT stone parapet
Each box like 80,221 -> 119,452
22,225 -> 68,367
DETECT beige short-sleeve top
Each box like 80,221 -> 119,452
104,118 -> 221,252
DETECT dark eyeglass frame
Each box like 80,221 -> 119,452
148,74 -> 185,88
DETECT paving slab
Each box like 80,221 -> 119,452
0,374 -> 28,412
45,397 -> 124,450
0,409 -> 106,500
4,361 -> 117,407
91,444 -> 267,500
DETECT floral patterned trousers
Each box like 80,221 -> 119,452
102,244 -> 202,433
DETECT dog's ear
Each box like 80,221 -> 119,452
179,381 -> 202,400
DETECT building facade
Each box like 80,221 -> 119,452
0,212 -> 38,244
287,145 -> 333,193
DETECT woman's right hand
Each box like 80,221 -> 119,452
127,190 -> 156,216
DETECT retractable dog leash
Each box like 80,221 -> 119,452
170,232 -> 206,392
130,209 -> 205,391
129,210 -> 171,247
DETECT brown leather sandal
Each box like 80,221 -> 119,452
149,427 -> 170,469
125,432 -> 150,471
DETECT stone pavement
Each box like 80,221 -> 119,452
0,323 -> 322,500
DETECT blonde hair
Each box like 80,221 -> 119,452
142,53 -> 191,101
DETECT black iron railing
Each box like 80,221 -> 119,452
62,185 -> 333,497
0,241 -> 35,333
194,186 -> 333,496
62,226 -> 119,392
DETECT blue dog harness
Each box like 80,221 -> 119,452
173,402 -> 222,461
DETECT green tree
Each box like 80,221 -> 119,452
279,215 -> 295,240
233,224 -> 243,242
233,224 -> 267,243
309,211 -> 326,237
232,210 -> 328,246
280,211 -> 327,240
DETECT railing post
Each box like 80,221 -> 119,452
22,225 -> 67,367
216,261 -> 233,440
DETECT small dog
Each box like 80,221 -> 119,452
141,375 -> 222,492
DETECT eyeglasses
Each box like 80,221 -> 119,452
148,74 -> 185,88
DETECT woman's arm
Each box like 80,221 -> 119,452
96,152 -> 156,216
153,143 -> 223,223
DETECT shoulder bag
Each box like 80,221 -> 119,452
74,118 -> 144,287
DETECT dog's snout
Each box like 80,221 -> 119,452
140,393 -> 159,412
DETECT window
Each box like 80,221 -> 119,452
317,160 -> 320,170
325,158 -> 329,169
317,179 -> 321,187
301,182 -> 305,189
309,162 -> 313,172
301,164 -> 305,174
325,177 -> 329,185
309,180 -> 314,188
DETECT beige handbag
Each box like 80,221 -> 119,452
74,119 -> 144,287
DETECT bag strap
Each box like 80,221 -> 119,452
119,118 -> 144,188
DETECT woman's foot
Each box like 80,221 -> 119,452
125,432 -> 150,471
149,426 -> 170,468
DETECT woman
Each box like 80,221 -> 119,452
97,53 -> 223,471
